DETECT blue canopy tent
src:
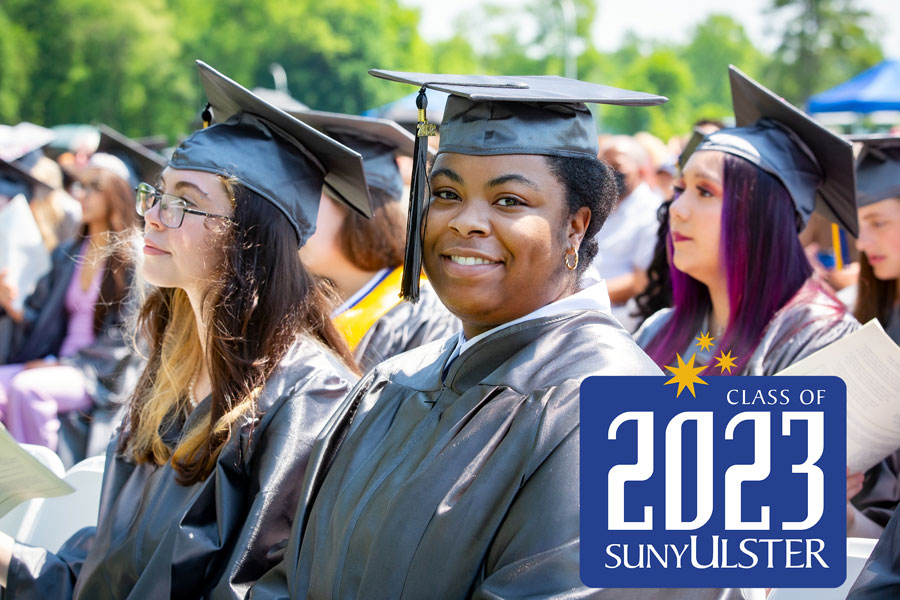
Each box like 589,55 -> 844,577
808,59 -> 900,113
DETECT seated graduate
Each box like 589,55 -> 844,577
635,66 -> 860,375
0,60 -> 372,599
0,152 -> 139,463
288,110 -> 459,371
249,72 -> 741,599
844,135 -> 900,539
848,134 -> 900,344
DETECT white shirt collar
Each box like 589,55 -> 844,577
446,278 -> 613,365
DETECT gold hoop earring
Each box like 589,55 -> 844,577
565,248 -> 578,271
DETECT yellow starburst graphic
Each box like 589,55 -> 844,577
714,350 -> 739,374
694,331 -> 716,352
664,352 -> 708,398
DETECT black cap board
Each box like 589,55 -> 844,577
169,61 -> 372,244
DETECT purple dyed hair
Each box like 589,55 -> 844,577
645,153 -> 813,373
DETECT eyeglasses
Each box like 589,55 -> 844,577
135,182 -> 234,229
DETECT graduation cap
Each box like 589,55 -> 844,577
847,134 -> 900,208
367,70 -> 668,300
95,124 -> 167,187
678,128 -> 706,171
286,109 -> 418,200
682,66 -> 858,237
0,123 -> 56,200
169,61 -> 372,244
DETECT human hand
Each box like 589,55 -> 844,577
23,359 -> 58,370
847,467 -> 865,500
0,269 -> 18,314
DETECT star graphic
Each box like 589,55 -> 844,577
694,331 -> 716,352
664,352 -> 708,398
714,350 -> 739,374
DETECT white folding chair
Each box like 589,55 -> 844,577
0,444 -> 66,539
765,537 -> 879,600
19,455 -> 106,552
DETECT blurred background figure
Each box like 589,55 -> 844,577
0,152 -> 139,465
843,134 -> 900,546
843,135 -> 900,344
584,134 -> 661,331
290,110 -> 459,371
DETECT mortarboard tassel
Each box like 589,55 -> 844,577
201,103 -> 213,129
831,223 -> 844,271
400,88 -> 436,302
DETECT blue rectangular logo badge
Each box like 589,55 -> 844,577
580,376 -> 847,589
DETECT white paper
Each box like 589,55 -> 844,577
776,319 -> 900,472
0,425 -> 73,518
0,195 -> 51,312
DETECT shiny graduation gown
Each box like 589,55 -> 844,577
250,309 -> 741,599
340,275 -> 459,372
848,504 -> 900,598
852,453 -> 900,532
4,336 -> 356,600
634,280 -> 860,375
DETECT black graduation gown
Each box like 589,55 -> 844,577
3,336 -> 356,599
251,309 -> 743,599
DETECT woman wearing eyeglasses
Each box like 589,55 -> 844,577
0,153 -> 137,463
0,62 -> 370,599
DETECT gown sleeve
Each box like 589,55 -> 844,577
472,385 -> 741,600
206,370 -> 353,599
848,503 -> 900,599
3,438 -> 133,600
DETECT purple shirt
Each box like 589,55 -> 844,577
58,241 -> 104,358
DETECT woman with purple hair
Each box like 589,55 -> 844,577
635,66 -> 859,376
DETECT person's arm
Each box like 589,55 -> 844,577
606,268 -> 648,305
0,269 -> 23,323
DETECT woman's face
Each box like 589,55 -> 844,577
72,170 -> 109,227
424,152 -> 589,338
142,167 -> 234,293
857,197 -> 900,281
669,150 -> 725,286
298,192 -> 348,278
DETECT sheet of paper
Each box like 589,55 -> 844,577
777,319 -> 900,472
0,425 -> 73,518
0,195 -> 51,312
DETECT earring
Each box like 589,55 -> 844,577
565,247 -> 578,271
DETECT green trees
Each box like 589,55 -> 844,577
764,0 -> 884,104
0,0 -> 886,141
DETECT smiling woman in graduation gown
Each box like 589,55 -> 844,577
289,110 -> 458,371
0,61 -> 374,599
250,72 -> 742,599
635,67 -> 859,376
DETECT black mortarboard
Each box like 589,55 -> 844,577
683,66 -> 858,236
96,124 -> 167,187
678,128 -> 706,171
287,110 -> 415,200
169,61 -> 372,244
848,134 -> 900,207
367,70 -> 668,300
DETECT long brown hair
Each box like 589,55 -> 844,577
121,181 -> 357,485
76,167 -> 138,331
855,253 -> 898,328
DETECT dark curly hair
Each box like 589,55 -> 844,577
545,155 -> 619,277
